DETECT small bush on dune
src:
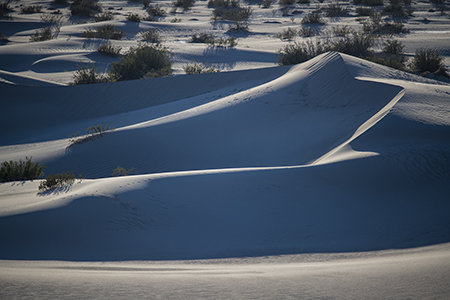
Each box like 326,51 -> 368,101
146,4 -> 166,19
382,1 -> 406,17
40,13 -> 64,24
356,6 -> 374,16
69,124 -> 115,145
112,167 -> 135,176
70,0 -> 102,17
39,172 -> 81,191
109,43 -> 173,81
126,13 -> 142,22
94,11 -> 114,22
53,0 -> 68,4
190,33 -> 214,43
211,0 -> 252,31
0,158 -> 45,183
277,40 -> 325,65
21,5 -> 42,14
382,39 -> 405,55
29,26 -> 60,42
97,41 -> 121,57
330,31 -> 375,57
301,12 -> 326,24
261,0 -> 274,8
407,49 -> 446,73
190,33 -> 237,47
70,64 -> 109,85
140,28 -> 162,43
298,27 -> 317,37
275,27 -> 297,41
183,60 -> 220,74
173,0 -> 195,10
81,24 -> 125,40
0,31 -> 9,41
278,0 -> 296,6
324,2 -> 347,17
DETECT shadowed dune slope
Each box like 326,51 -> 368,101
0,52 -> 449,260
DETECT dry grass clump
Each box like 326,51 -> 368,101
183,60 -> 220,74
126,13 -> 142,22
275,27 -> 297,40
139,28 -> 162,43
29,26 -> 60,42
324,2 -> 347,17
70,64 -> 109,85
301,12 -> 326,24
190,33 -> 237,47
82,24 -> 126,40
97,41 -> 122,57
39,172 -> 81,191
0,158 -> 45,183
146,4 -> 166,20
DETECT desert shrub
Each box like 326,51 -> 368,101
275,27 -> 297,40
382,39 -> 404,55
429,0 -> 444,3
146,4 -> 166,19
276,40 -> 326,65
211,0 -> 252,31
0,158 -> 45,183
301,12 -> 326,24
70,0 -> 102,17
261,0 -> 273,8
140,28 -> 162,42
278,0 -> 295,5
109,43 -> 173,81
356,6 -> 374,16
0,31 -> 8,41
112,167 -> 134,176
94,11 -> 114,22
126,13 -> 141,22
183,60 -> 220,74
0,0 -> 11,19
407,49 -> 445,73
361,0 -> 383,5
331,25 -> 352,37
190,33 -> 215,43
70,64 -> 109,85
53,0 -> 68,4
382,2 -> 405,17
82,24 -> 125,40
298,26 -> 317,37
173,0 -> 195,10
40,13 -> 64,24
29,26 -> 59,42
297,0 -> 311,4
363,13 -> 408,34
142,0 -> 151,7
38,172 -> 77,191
324,2 -> 347,17
21,5 -> 42,14
69,124 -> 114,145
97,41 -> 121,57
366,54 -> 405,70
330,31 -> 375,57
206,36 -> 237,47
170,17 -> 181,22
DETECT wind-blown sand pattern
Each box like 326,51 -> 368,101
1,0 -> 450,298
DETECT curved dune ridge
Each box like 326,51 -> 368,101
0,52 -> 450,260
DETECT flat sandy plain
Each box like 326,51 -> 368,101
1,0 -> 450,299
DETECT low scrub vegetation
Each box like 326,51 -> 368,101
97,41 -> 121,57
0,158 -> 45,183
21,5 -> 42,14
354,0 -> 384,6
210,0 -> 252,31
190,33 -> 237,47
324,2 -> 347,17
363,13 -> 409,34
69,124 -> 115,145
275,27 -> 297,40
183,60 -> 220,74
81,24 -> 126,40
38,172 -> 82,191
70,64 -> 109,85
126,13 -> 142,22
40,13 -> 64,24
139,29 -> 162,42
301,12 -> 326,24
29,26 -> 60,42
109,43 -> 173,81
407,49 -> 446,74
146,4 -> 166,20
94,11 -> 114,22
70,0 -> 102,17
173,0 -> 195,10
112,166 -> 134,176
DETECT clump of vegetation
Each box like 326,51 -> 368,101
298,27 -> 317,37
0,1 -> 12,19
97,41 -> 121,57
29,26 -> 60,42
94,11 -> 114,22
173,0 -> 195,10
70,64 -> 109,85
301,12 -> 326,24
69,124 -> 115,145
39,172 -> 82,191
70,0 -> 102,17
21,5 -> 42,14
109,43 -> 173,81
278,0 -> 295,5
139,28 -> 162,42
356,6 -> 374,16
354,0 -> 384,6
112,166 -> 135,176
126,13 -> 142,22
0,158 -> 45,183
53,0 -> 68,4
276,40 -> 324,65
40,13 -> 64,24
190,33 -> 237,47
261,0 -> 274,8
170,18 -> 182,22
275,27 -> 297,41
0,31 -> 8,42
382,38 -> 405,55
382,0 -> 406,17
146,4 -> 166,20
81,24 -> 126,40
407,49 -> 446,74
363,13 -> 408,34
210,0 -> 253,31
190,32 -> 215,43
183,60 -> 220,74
324,2 -> 347,17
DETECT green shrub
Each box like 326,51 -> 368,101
94,11 -> 114,22
203,35 -> 237,47
356,6 -> 374,16
127,13 -> 141,22
408,49 -> 445,73
29,26 -> 60,42
330,25 -> 352,37
183,60 -> 220,74
97,41 -> 121,57
38,172 -> 79,191
70,64 -> 109,85
173,0 -> 195,10
301,12 -> 326,24
40,13 -> 64,24
140,29 -> 162,42
276,40 -> 326,65
330,31 -> 375,57
0,158 -> 45,183
81,24 -> 125,40
324,2 -> 347,17
382,2 -> 406,17
275,27 -> 297,41
0,31 -> 8,41
143,0 -> 150,7
69,124 -> 114,145
363,13 -> 408,34
109,43 -> 173,81
21,5 -> 42,14
298,27 -> 317,37
70,0 -> 102,17
112,167 -> 134,176
146,4 -> 166,19
382,39 -> 405,55
211,0 -> 252,31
